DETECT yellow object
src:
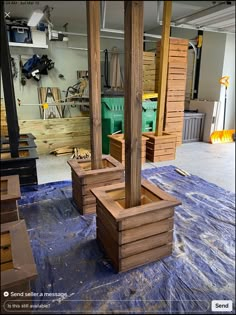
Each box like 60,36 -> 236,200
219,76 -> 230,88
42,103 -> 49,109
210,130 -> 235,144
142,93 -> 158,100
197,35 -> 203,48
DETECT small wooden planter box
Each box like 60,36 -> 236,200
1,175 -> 21,224
1,220 -> 37,314
91,180 -> 181,272
0,138 -> 36,153
0,148 -> 38,186
108,134 -> 147,165
68,155 -> 124,215
143,132 -> 177,162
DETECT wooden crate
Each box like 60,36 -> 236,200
143,132 -> 177,162
0,149 -> 38,186
156,38 -> 188,146
143,52 -> 157,93
68,155 -> 124,215
91,180 -> 181,272
108,134 -> 147,165
1,220 -> 37,314
0,175 -> 21,224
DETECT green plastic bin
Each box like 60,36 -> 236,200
142,101 -> 157,132
102,97 -> 124,154
101,97 -> 157,154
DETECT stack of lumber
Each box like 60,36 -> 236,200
156,38 -> 188,145
0,99 -> 8,136
143,52 -> 157,93
50,146 -> 91,159
19,117 -> 90,155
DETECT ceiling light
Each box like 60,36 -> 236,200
27,10 -> 44,27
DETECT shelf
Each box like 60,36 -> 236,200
9,42 -> 48,49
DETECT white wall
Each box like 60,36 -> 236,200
198,31 -> 235,130
1,35 -> 124,120
220,34 -> 235,129
198,32 -> 226,101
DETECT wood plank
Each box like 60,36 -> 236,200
166,90 -> 185,96
146,153 -> 176,162
169,38 -> 189,45
87,1 -> 102,169
168,62 -> 187,69
1,233 -> 11,247
121,217 -> 173,244
121,231 -> 173,258
120,243 -> 172,272
1,246 -> 12,263
168,74 -> 187,80
143,64 -> 157,71
168,67 -> 188,74
146,141 -> 175,150
124,1 -> 143,208
143,51 -> 156,57
120,207 -> 174,230
155,0 -> 172,136
169,50 -> 187,57
166,112 -> 184,118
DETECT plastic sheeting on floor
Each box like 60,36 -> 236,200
18,166 -> 235,314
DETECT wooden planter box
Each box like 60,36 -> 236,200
0,138 -> 36,153
0,149 -> 38,186
1,175 -> 21,224
1,220 -> 37,314
143,132 -> 177,162
91,180 -> 181,272
108,134 -> 147,165
68,155 -> 124,215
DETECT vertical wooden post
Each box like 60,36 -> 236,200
124,1 -> 143,208
155,1 -> 172,136
0,1 -> 19,158
87,1 -> 103,169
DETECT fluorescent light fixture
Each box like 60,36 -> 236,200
27,10 -> 44,27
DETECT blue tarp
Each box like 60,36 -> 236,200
18,166 -> 235,314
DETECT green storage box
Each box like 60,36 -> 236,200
102,97 -> 124,154
102,97 -> 157,154
142,100 -> 157,132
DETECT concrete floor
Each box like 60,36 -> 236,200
36,142 -> 235,193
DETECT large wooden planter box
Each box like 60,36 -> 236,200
0,149 -> 38,186
108,134 -> 147,165
0,175 -> 21,224
143,132 -> 177,162
68,155 -> 124,215
1,220 -> 37,314
91,180 -> 181,272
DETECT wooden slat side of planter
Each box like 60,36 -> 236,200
0,149 -> 38,186
0,175 -> 21,224
92,180 -> 181,272
1,220 -> 37,290
143,132 -> 177,162
68,155 -> 124,215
